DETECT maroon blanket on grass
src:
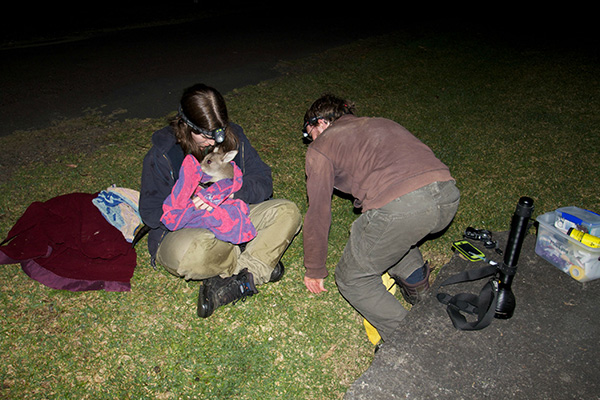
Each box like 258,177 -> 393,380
0,192 -> 137,292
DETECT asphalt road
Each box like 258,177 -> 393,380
0,7 -> 397,137
4,4 -> 590,139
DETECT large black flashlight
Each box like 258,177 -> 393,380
495,196 -> 534,319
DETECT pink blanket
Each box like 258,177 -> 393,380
161,154 -> 256,244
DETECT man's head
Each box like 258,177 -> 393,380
302,94 -> 355,140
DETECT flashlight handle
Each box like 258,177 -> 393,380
495,197 -> 534,320
500,197 -> 534,276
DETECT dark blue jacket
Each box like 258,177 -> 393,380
139,123 -> 272,262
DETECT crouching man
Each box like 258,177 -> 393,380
301,94 -> 459,344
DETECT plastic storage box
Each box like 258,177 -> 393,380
535,211 -> 600,282
554,206 -> 600,236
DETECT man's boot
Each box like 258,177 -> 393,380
197,268 -> 258,318
395,262 -> 431,305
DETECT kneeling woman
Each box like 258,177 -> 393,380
139,83 -> 302,317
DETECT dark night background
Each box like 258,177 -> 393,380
3,1 -> 240,44
1,2 -> 596,137
4,2 -> 595,55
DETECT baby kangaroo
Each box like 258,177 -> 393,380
200,147 -> 239,183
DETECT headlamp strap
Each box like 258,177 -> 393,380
178,105 -> 226,143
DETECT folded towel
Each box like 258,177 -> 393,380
161,154 -> 256,244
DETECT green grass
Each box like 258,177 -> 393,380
1,28 -> 599,399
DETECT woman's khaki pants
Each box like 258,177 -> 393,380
156,199 -> 302,285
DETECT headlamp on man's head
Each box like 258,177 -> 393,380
302,116 -> 323,139
179,105 -> 226,144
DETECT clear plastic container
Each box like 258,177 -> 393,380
554,206 -> 600,236
536,211 -> 600,282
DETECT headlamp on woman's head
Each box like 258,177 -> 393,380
179,105 -> 226,144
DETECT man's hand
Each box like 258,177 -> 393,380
304,276 -> 327,294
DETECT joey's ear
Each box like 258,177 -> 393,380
223,150 -> 238,163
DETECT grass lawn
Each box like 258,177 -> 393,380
1,25 -> 598,399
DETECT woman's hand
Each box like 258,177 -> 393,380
192,196 -> 213,211
304,276 -> 327,294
